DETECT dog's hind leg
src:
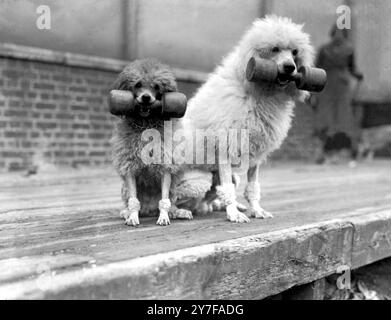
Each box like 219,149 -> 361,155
245,164 -> 273,219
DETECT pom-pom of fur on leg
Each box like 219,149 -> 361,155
244,182 -> 273,219
216,183 -> 236,206
157,199 -> 171,226
216,184 -> 250,223
158,199 -> 171,211
209,175 -> 246,212
214,183 -> 247,211
122,198 -> 141,226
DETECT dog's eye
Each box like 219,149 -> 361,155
152,84 -> 160,91
272,47 -> 280,53
292,49 -> 298,56
134,81 -> 142,89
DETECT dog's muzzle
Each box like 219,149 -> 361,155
277,63 -> 297,86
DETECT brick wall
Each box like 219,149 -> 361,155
0,43 -> 316,172
0,56 -> 117,171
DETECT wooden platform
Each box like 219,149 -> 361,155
1,161 -> 391,299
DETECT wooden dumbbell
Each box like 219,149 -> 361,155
109,90 -> 187,118
246,56 -> 327,92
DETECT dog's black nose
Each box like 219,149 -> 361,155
283,63 -> 296,74
141,94 -> 151,104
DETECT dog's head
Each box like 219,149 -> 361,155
238,15 -> 315,99
112,58 -> 177,118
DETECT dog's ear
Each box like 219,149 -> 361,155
111,68 -> 136,91
161,78 -> 178,92
154,69 -> 178,92
111,64 -> 143,91
111,75 -> 127,91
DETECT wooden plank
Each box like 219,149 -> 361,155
2,209 -> 390,300
0,191 -> 390,263
1,164 -> 391,263
0,162 -> 391,299
350,210 -> 391,268
0,220 -> 353,299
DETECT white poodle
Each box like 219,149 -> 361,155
182,15 -> 315,222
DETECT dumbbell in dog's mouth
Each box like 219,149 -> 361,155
276,62 -> 297,86
135,92 -> 161,118
109,90 -> 187,119
246,56 -> 327,92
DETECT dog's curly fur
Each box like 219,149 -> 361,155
185,15 -> 314,165
110,59 -> 182,216
110,16 -> 316,224
110,59 -> 213,222
182,15 -> 315,222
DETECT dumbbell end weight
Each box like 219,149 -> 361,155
295,67 -> 327,92
109,90 -> 135,116
246,57 -> 279,83
162,92 -> 187,118
245,57 -> 257,82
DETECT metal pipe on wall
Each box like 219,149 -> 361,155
259,0 -> 272,18
121,0 -> 139,61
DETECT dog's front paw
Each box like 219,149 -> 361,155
211,199 -> 247,212
170,208 -> 193,220
122,209 -> 140,226
249,202 -> 273,219
226,204 -> 250,223
157,211 -> 171,226
157,199 -> 171,226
